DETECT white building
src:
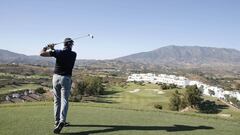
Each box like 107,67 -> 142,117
127,73 -> 240,102
12,93 -> 20,98
154,74 -> 189,87
5,95 -> 10,101
127,73 -> 189,87
127,73 -> 156,83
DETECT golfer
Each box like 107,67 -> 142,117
40,38 -> 77,134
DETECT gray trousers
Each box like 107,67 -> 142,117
52,74 -> 72,123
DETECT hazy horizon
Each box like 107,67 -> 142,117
1,44 -> 240,60
0,0 -> 239,59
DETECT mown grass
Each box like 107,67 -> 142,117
95,83 -> 240,122
112,83 -> 239,114
0,102 -> 239,135
100,83 -> 184,111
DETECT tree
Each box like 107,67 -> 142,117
224,94 -> 230,102
208,90 -> 215,96
184,85 -> 203,108
85,76 -> 104,95
180,95 -> 188,109
169,84 -> 177,89
168,85 -> 220,113
35,87 -> 46,94
198,100 -> 219,114
161,83 -> 168,90
70,80 -> 87,101
75,80 -> 87,95
73,76 -> 104,97
169,90 -> 181,111
229,97 -> 240,108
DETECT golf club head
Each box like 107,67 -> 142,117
88,34 -> 94,39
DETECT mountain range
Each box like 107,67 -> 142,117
0,49 -> 55,66
116,45 -> 240,66
1,45 -> 240,69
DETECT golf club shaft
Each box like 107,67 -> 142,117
53,34 -> 93,46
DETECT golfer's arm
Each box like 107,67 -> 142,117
40,47 -> 51,57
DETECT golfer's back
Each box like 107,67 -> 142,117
50,49 -> 77,76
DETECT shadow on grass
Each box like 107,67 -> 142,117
101,90 -> 120,95
90,98 -> 119,104
216,104 -> 229,112
62,124 -> 214,135
198,100 -> 229,114
79,96 -> 119,104
79,89 -> 121,104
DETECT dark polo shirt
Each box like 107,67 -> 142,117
50,48 -> 77,76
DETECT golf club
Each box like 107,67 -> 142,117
48,34 -> 94,47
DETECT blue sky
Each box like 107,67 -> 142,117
0,0 -> 239,59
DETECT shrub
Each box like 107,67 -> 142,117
224,94 -> 230,102
35,87 -> 46,94
184,85 -> 203,108
161,83 -> 169,90
169,85 -> 203,111
180,96 -> 188,109
169,90 -> 181,111
208,90 -> 215,96
70,95 -> 82,102
198,100 -> 219,114
154,104 -> 163,110
169,84 -> 177,89
0,85 -> 4,89
229,97 -> 240,108
161,83 -> 177,90
73,76 -> 105,97
134,81 -> 144,86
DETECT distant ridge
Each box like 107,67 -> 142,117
116,45 -> 240,66
0,49 -> 99,67
0,49 -> 54,66
1,45 -> 240,68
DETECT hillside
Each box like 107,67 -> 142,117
1,46 -> 240,72
116,45 -> 240,66
0,49 -> 54,66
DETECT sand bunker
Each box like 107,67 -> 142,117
146,89 -> 165,94
129,89 -> 165,94
129,89 -> 140,93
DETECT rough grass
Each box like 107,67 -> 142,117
0,84 -> 42,94
0,72 -> 49,95
0,72 -> 49,79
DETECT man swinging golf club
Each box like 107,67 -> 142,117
40,38 -> 77,134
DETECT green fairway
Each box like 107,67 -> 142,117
0,102 -> 239,135
100,83 -> 180,110
97,83 -> 240,121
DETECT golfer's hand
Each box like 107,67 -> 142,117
47,44 -> 56,50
